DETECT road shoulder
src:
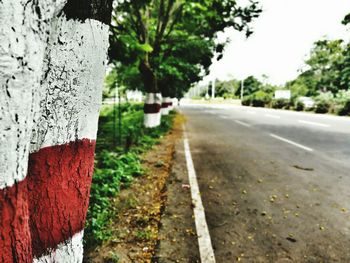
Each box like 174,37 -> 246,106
154,123 -> 200,263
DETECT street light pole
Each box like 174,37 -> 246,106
240,79 -> 244,101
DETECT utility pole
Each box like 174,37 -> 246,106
240,79 -> 244,101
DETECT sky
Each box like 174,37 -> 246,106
202,0 -> 350,86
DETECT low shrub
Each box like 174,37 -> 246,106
241,96 -> 252,106
272,99 -> 290,109
251,91 -> 271,107
337,100 -> 350,116
334,90 -> 350,116
295,101 -> 304,111
314,101 -> 331,113
314,92 -> 333,114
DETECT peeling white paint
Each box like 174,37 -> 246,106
30,17 -> 109,153
0,1 -> 109,188
0,0 -> 67,189
33,231 -> 84,263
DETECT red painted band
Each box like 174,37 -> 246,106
0,139 -> 96,261
0,182 -> 32,263
27,139 -> 96,258
144,103 -> 161,114
161,102 -> 172,108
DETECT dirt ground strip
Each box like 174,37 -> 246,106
154,129 -> 200,263
85,115 -> 199,263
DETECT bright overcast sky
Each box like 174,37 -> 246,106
203,0 -> 350,86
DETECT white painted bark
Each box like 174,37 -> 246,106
33,231 -> 84,263
0,0 -> 110,261
155,93 -> 163,125
30,14 -> 109,263
169,98 -> 175,111
30,16 -> 108,153
161,97 -> 172,116
144,93 -> 162,128
0,0 -> 67,189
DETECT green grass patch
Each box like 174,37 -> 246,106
84,103 -> 175,248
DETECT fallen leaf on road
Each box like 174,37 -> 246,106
293,165 -> 314,171
286,237 -> 297,243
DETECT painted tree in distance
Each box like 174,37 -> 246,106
109,0 -> 262,127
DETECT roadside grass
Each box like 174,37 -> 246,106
84,103 -> 175,248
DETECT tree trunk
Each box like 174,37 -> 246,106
0,0 -> 112,262
160,86 -> 174,116
139,58 -> 162,127
161,97 -> 173,115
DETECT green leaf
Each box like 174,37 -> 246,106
137,43 -> 154,53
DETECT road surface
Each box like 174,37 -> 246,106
182,104 -> 350,262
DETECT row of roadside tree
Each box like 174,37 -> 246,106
102,0 -> 262,127
195,13 -> 350,116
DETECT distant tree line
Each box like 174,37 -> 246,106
198,13 -> 350,116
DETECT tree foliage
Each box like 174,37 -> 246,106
235,75 -> 262,97
108,0 -> 262,96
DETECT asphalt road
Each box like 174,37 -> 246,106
182,104 -> 350,262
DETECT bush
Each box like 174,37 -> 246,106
272,99 -> 290,109
241,96 -> 252,106
337,100 -> 350,116
250,91 -> 272,107
295,101 -> 304,111
314,92 -> 333,114
334,90 -> 350,116
315,101 -> 331,113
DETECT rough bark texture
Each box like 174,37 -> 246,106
28,140 -> 96,258
0,0 -> 112,261
0,181 -> 32,263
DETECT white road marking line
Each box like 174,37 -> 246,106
235,120 -> 252,127
183,128 -> 216,263
247,111 -> 256,114
270,134 -> 314,152
265,114 -> 281,119
298,120 -> 330,128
